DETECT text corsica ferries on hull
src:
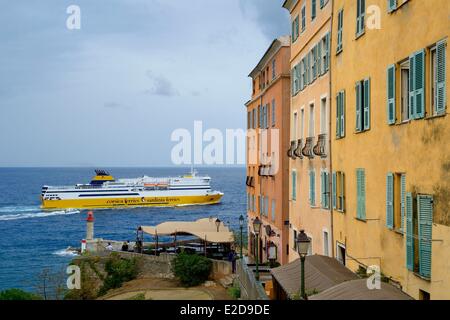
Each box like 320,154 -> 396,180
41,169 -> 224,210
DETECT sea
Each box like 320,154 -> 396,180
0,167 -> 246,292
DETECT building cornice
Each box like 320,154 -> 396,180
248,35 -> 290,79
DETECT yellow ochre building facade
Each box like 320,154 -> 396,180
330,0 -> 449,299
246,36 -> 291,266
283,0 -> 333,261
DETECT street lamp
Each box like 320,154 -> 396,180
296,230 -> 311,300
252,217 -> 262,281
215,218 -> 221,232
239,215 -> 244,258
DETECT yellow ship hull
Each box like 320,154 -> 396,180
41,194 -> 223,210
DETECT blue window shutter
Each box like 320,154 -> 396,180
332,172 -> 337,209
291,69 -> 295,96
363,79 -> 371,130
356,82 -> 362,131
436,40 -> 446,114
386,173 -> 394,229
409,54 -> 416,119
414,50 -> 425,119
418,195 -> 433,278
405,193 -> 414,270
387,65 -> 396,124
400,174 -> 406,231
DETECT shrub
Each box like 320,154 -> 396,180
98,253 -> 139,296
0,289 -> 42,300
228,283 -> 241,299
172,253 -> 212,287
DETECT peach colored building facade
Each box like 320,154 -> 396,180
283,0 -> 333,261
246,36 -> 291,265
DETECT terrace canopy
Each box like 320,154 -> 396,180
270,255 -> 358,299
309,279 -> 413,300
140,218 -> 234,244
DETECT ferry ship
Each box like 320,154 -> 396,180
41,170 -> 223,210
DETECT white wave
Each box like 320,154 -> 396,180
53,248 -> 79,257
0,205 -> 41,214
0,209 -> 80,221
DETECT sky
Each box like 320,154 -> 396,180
0,0 -> 289,167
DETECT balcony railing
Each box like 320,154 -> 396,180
293,139 -> 303,159
287,140 -> 297,160
302,137 -> 315,159
313,133 -> 327,158
246,176 -> 255,187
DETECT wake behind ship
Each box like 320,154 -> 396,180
41,170 -> 223,210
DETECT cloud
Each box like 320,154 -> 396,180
239,0 -> 290,40
144,70 -> 179,97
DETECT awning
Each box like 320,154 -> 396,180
140,218 -> 234,244
270,255 -> 358,298
309,279 -> 413,300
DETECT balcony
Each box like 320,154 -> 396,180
246,176 -> 255,187
302,137 -> 315,159
293,139 -> 303,159
287,140 -> 297,160
313,134 -> 327,158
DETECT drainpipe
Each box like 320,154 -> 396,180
329,2 -> 335,259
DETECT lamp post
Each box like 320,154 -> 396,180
296,230 -> 311,300
252,217 -> 262,281
239,215 -> 244,258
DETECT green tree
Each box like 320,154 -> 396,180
0,289 -> 42,300
172,253 -> 212,287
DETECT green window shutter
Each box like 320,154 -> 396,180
418,195 -> 433,278
356,82 -> 362,132
387,65 -> 396,124
337,10 -> 343,52
436,40 -> 446,114
388,0 -> 397,12
292,171 -> 297,200
296,16 -> 300,39
272,99 -> 276,126
341,173 -> 346,211
340,91 -> 346,137
325,173 -> 330,209
310,170 -> 316,206
332,172 -> 337,209
409,54 -> 416,119
317,42 -> 322,76
325,33 -> 330,71
291,69 -> 295,96
386,173 -> 394,229
363,79 -> 371,130
336,93 -> 341,137
400,174 -> 406,232
312,0 -> 316,20
414,50 -> 425,119
321,172 -> 325,207
292,20 -> 295,41
406,193 -> 414,270
357,169 -> 366,220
